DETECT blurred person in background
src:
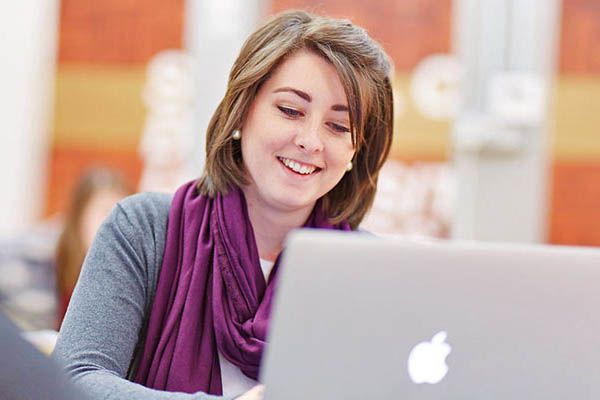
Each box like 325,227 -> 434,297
55,168 -> 132,326
54,10 -> 393,400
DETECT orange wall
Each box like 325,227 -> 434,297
58,0 -> 184,64
551,0 -> 600,245
47,0 -> 185,216
559,0 -> 600,75
550,162 -> 600,245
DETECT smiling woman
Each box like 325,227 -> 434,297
201,11 -> 394,231
239,50 -> 357,260
54,10 -> 394,400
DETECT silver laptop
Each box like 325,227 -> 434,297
261,230 -> 600,399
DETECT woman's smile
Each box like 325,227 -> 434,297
277,156 -> 322,176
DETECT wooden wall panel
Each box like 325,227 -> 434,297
52,66 -> 146,148
551,76 -> 600,160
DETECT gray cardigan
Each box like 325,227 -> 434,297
53,192 -> 225,400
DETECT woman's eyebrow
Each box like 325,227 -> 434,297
274,87 -> 311,102
273,86 -> 348,112
331,104 -> 349,112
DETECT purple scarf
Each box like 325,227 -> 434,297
134,181 -> 350,394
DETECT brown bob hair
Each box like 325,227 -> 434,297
198,10 -> 394,229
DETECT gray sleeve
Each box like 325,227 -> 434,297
53,193 -> 224,400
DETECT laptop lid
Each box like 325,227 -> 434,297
0,312 -> 87,400
261,230 -> 600,400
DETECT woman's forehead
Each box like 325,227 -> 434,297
262,50 -> 349,108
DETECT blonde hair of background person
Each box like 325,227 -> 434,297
53,10 -> 394,400
55,168 -> 131,326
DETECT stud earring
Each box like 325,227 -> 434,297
232,129 -> 241,140
346,161 -> 353,172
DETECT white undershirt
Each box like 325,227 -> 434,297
220,258 -> 274,397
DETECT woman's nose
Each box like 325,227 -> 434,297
294,123 -> 324,153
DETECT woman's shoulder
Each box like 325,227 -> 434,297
117,192 -> 172,218
96,192 -> 172,282
106,192 -> 172,238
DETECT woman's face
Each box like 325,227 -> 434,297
240,50 -> 355,216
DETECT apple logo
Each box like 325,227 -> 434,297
407,331 -> 451,384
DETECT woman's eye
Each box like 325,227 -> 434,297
277,106 -> 302,118
329,122 -> 350,133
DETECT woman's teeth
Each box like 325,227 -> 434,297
278,157 -> 318,175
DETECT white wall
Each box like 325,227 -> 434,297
183,0 -> 266,176
0,1 -> 60,233
451,0 -> 561,242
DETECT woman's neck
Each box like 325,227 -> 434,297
243,195 -> 314,262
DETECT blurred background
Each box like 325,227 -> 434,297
0,0 -> 598,335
